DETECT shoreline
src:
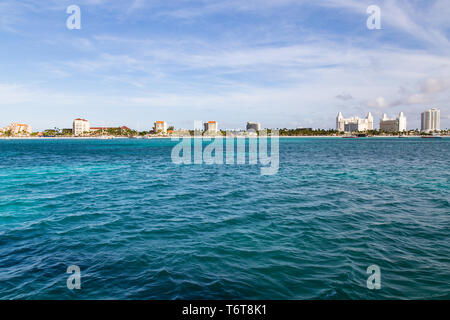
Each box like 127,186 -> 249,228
0,135 -> 446,140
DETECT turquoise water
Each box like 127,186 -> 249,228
0,138 -> 449,299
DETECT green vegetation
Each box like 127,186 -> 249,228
22,126 -> 448,138
42,129 -> 58,136
104,127 -> 137,136
276,128 -> 339,136
39,128 -> 72,137
61,129 -> 73,136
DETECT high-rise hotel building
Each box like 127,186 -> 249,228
421,108 -> 440,133
336,112 -> 374,132
380,112 -> 407,132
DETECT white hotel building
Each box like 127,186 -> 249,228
379,112 -> 407,132
421,108 -> 440,133
336,112 -> 374,132
73,118 -> 90,136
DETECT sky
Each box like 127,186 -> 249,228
1,0 -> 449,131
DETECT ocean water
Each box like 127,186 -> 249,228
0,137 -> 448,300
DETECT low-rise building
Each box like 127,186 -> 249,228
380,112 -> 407,132
1,123 -> 32,135
154,121 -> 168,133
73,118 -> 90,136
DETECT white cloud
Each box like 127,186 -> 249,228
9,35 -> 449,129
336,93 -> 354,101
420,77 -> 449,94
0,84 -> 37,104
405,94 -> 428,105
367,97 -> 388,109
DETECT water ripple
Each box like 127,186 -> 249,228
0,138 -> 448,299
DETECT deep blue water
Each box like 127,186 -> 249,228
0,138 -> 449,300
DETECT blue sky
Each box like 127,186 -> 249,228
1,0 -> 449,131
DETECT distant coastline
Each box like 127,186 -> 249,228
1,135 -> 446,140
